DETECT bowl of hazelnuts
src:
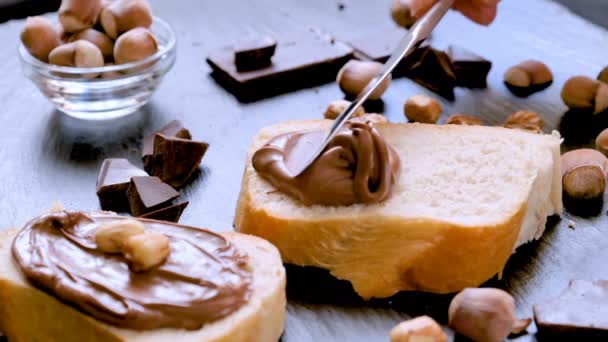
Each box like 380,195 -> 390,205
19,0 -> 176,120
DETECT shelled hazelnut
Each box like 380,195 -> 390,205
561,76 -> 608,115
390,316 -> 447,342
49,40 -> 104,69
596,128 -> 608,157
503,60 -> 553,97
323,99 -> 365,119
404,94 -> 441,124
351,113 -> 389,125
20,16 -> 61,62
445,114 -> 482,126
100,0 -> 153,39
561,149 -> 608,201
448,288 -> 531,342
390,0 -> 416,29
59,0 -> 102,33
123,232 -> 171,272
95,219 -> 145,253
337,60 -> 391,100
598,66 -> 608,84
503,110 -> 544,133
114,27 -> 158,64
68,29 -> 114,60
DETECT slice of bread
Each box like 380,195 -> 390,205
0,228 -> 286,342
235,120 -> 562,299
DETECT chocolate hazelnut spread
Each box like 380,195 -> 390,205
12,211 -> 251,330
252,121 -> 400,205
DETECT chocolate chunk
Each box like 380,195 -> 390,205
149,134 -> 209,189
534,279 -> 608,341
96,158 -> 147,212
234,36 -> 277,72
142,120 -> 192,172
405,47 -> 456,100
346,27 -> 427,77
127,176 -> 180,216
140,201 -> 189,223
207,28 -> 353,102
446,45 -> 492,89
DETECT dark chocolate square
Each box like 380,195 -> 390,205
234,36 -> 277,72
207,28 -> 354,102
446,45 -> 492,89
148,134 -> 209,189
405,47 -> 456,100
127,176 -> 180,216
140,201 -> 189,223
96,158 -> 147,212
142,120 -> 192,172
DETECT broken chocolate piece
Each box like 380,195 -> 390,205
234,36 -> 277,72
534,279 -> 608,341
207,28 -> 353,102
405,47 -> 456,100
140,201 -> 189,223
446,45 -> 492,89
96,158 -> 148,212
142,120 -> 192,172
127,176 -> 180,216
346,27 -> 427,77
149,134 -> 209,189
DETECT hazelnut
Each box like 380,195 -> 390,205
100,0 -> 153,39
503,110 -> 544,133
404,94 -> 442,124
598,66 -> 608,84
49,40 -> 104,71
596,128 -> 608,157
448,288 -> 531,342
323,99 -> 365,119
561,76 -> 608,115
99,62 -> 123,79
59,0 -> 102,33
503,60 -> 553,97
561,149 -> 608,201
390,0 -> 416,29
123,232 -> 171,272
389,316 -> 447,342
113,27 -> 158,65
445,114 -> 482,126
20,16 -> 61,62
337,60 -> 391,100
351,113 -> 389,125
95,219 -> 145,253
68,29 -> 114,60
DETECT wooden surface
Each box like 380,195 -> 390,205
1,0 -> 608,341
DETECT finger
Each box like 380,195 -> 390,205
409,0 -> 436,18
453,2 -> 498,25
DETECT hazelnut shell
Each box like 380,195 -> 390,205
561,76 -> 608,114
598,66 -> 608,84
59,0 -> 102,33
48,40 -> 104,69
100,0 -> 153,39
390,0 -> 416,29
323,100 -> 365,120
595,128 -> 608,157
404,94 -> 442,124
337,60 -> 391,100
69,29 -> 114,60
114,27 -> 158,65
561,149 -> 608,201
503,60 -> 553,97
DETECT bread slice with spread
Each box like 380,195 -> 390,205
235,120 -> 562,299
0,211 -> 286,341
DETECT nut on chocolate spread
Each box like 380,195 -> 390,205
12,211 -> 252,330
252,121 -> 400,205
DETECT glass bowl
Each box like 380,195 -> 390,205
19,17 -> 176,120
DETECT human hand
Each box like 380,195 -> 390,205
392,0 -> 500,26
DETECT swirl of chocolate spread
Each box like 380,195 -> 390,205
12,211 -> 252,330
252,121 -> 400,205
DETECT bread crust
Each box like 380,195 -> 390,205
0,229 -> 286,342
235,120 -> 561,299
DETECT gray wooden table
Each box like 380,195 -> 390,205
1,0 -> 608,341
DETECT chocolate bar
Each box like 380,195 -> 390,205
140,201 -> 189,223
207,28 -> 354,102
405,47 -> 456,100
234,36 -> 277,72
534,279 -> 608,341
142,120 -> 191,172
127,176 -> 180,216
446,45 -> 491,89
96,158 -> 147,212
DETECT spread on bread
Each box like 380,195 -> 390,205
12,210 -> 252,330
252,120 -> 400,205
